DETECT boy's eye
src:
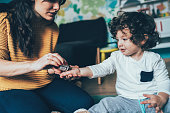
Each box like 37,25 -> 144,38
116,39 -> 119,41
123,38 -> 128,41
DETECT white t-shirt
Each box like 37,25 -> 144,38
88,51 -> 170,99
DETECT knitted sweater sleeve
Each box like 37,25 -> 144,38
0,13 -> 10,60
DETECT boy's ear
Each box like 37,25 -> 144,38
141,34 -> 148,45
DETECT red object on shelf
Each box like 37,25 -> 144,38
160,21 -> 163,32
137,7 -> 150,12
157,3 -> 166,11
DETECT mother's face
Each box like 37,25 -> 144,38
34,0 -> 60,21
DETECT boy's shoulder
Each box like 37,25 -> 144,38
110,50 -> 162,62
144,51 -> 161,59
144,51 -> 163,64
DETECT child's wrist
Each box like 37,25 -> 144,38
76,68 -> 81,77
157,93 -> 168,106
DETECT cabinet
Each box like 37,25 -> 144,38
155,16 -> 170,38
153,17 -> 170,49
119,0 -> 168,10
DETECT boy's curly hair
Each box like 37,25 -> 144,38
109,12 -> 160,50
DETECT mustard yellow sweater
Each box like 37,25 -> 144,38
0,12 -> 59,91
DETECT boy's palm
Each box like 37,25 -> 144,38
141,94 -> 164,113
60,65 -> 80,78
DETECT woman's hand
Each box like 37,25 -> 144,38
31,53 -> 67,73
140,94 -> 165,113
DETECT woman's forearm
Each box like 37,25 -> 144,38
0,53 -> 67,77
0,59 -> 35,77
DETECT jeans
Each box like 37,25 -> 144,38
0,78 -> 94,113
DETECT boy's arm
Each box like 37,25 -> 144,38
153,55 -> 170,95
141,54 -> 170,112
59,51 -> 117,79
59,66 -> 93,78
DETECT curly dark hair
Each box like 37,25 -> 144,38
0,0 -> 66,57
109,12 -> 160,50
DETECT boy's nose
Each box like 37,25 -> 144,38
118,40 -> 123,48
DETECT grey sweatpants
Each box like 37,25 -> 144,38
88,96 -> 170,113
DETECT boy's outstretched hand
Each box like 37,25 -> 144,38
140,93 -> 168,113
59,65 -> 81,79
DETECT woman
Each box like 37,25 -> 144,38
0,0 -> 94,113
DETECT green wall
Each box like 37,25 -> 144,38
151,48 -> 170,59
0,0 -> 11,3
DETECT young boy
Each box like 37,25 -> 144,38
60,12 -> 170,113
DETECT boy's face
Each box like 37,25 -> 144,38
116,28 -> 143,58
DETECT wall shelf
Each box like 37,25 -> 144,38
152,42 -> 170,49
120,0 -> 168,9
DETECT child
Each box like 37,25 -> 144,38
59,12 -> 170,113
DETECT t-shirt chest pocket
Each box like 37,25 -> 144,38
140,71 -> 153,82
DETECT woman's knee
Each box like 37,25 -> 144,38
0,89 -> 51,113
76,93 -> 94,109
35,79 -> 94,112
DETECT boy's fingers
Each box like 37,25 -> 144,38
60,72 -> 73,78
68,74 -> 73,78
60,75 -> 64,78
75,65 -> 79,68
147,104 -> 153,108
143,94 -> 153,98
151,103 -> 157,108
65,75 -> 70,79
60,71 -> 71,76
160,110 -> 164,113
140,99 -> 151,104
155,106 -> 161,113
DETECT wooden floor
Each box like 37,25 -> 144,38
81,58 -> 170,96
